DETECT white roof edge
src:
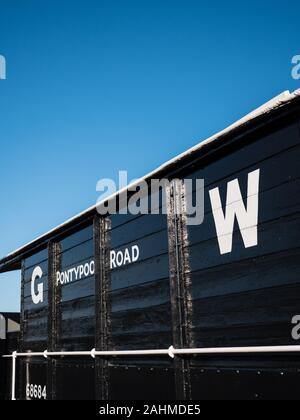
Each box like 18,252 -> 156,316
3,89 -> 300,262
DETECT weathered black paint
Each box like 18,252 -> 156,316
167,180 -> 192,400
1,102 -> 300,400
0,315 -> 19,400
94,216 -> 110,400
0,340 -> 7,399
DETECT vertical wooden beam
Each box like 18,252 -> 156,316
19,261 -> 25,351
47,241 -> 61,401
94,216 -> 110,400
167,179 -> 193,400
18,260 -> 26,400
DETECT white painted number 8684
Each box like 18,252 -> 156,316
26,384 -> 47,400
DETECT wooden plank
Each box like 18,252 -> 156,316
188,212 -> 300,273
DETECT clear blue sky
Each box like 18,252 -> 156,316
0,0 -> 299,311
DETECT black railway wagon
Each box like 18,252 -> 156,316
1,90 -> 300,400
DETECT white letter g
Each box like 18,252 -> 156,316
31,266 -> 44,305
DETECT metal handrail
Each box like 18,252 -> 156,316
5,345 -> 300,400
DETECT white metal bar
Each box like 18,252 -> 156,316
16,352 -> 45,357
171,345 -> 300,355
3,345 -> 300,360
93,350 -> 171,355
46,351 -> 91,357
11,351 -> 16,401
5,344 -> 300,400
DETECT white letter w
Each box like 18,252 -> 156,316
209,169 -> 260,255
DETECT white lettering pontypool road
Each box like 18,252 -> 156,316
56,260 -> 95,286
110,245 -> 140,269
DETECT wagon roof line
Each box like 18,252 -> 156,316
1,89 -> 300,272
